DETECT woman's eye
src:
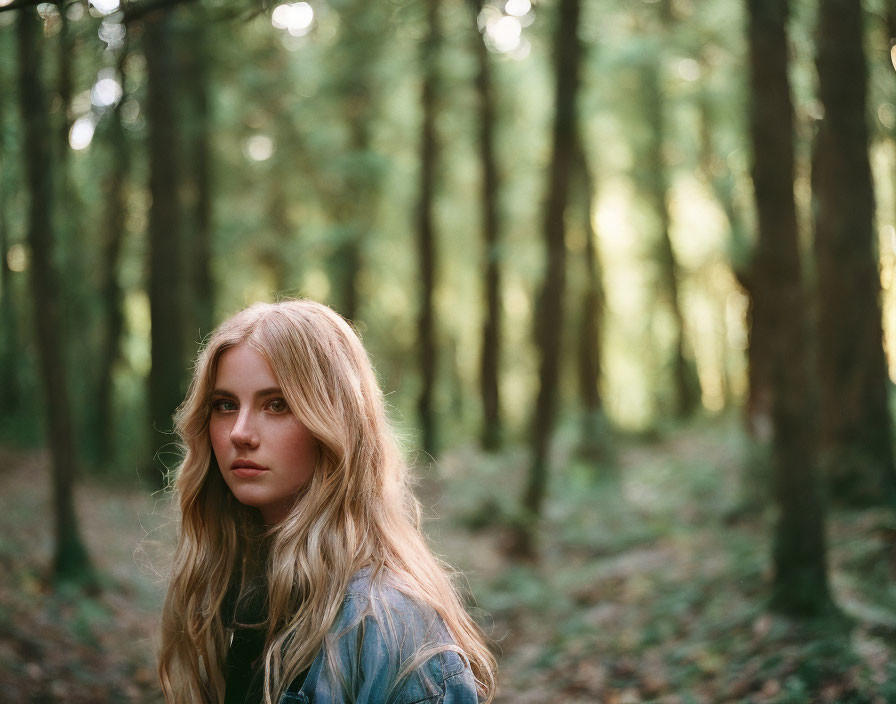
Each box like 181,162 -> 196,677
267,398 -> 288,413
212,399 -> 237,412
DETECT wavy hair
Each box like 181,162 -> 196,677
158,300 -> 496,704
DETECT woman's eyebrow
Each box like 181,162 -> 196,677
210,387 -> 283,398
255,387 -> 283,397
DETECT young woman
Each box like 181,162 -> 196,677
158,300 -> 496,704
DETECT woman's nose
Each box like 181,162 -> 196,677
230,411 -> 259,447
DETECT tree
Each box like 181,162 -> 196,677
182,12 -> 215,340
0,29 -> 20,419
17,5 -> 95,585
813,0 -> 896,507
416,0 -> 441,459
747,0 -> 832,616
518,0 -> 582,552
94,42 -> 131,467
575,142 -> 610,461
324,0 -> 389,323
55,2 -> 75,162
262,172 -> 294,295
469,0 -> 503,452
144,10 -> 188,486
638,0 -> 700,419
0,205 -> 14,419
55,1 -> 93,457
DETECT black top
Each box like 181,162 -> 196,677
224,623 -> 266,704
223,574 -> 310,704
223,619 -> 311,703
223,576 -> 268,704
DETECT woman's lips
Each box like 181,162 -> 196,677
231,460 -> 268,478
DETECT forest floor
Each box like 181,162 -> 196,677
2,417 -> 896,703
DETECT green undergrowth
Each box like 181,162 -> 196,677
433,417 -> 896,703
0,445 -> 169,703
2,417 -> 896,703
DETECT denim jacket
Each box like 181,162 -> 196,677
278,569 -> 480,704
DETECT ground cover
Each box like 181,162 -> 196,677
1,419 -> 895,702
431,420 -> 896,703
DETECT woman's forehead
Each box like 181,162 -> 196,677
214,343 -> 279,390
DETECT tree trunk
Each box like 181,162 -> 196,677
184,15 -> 214,340
264,177 -> 293,294
326,0 -> 388,323
813,0 -> 896,507
575,142 -> 609,462
331,115 -> 377,323
94,45 -> 131,467
416,0 -> 441,459
0,36 -> 19,418
747,0 -> 833,617
56,3 -> 74,161
0,211 -> 14,416
470,1 -> 503,452
641,29 -> 700,419
18,6 -> 94,585
518,0 -> 581,552
144,12 -> 186,487
56,3 -> 93,460
332,236 -> 361,323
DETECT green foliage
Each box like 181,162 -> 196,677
0,0 -> 825,461
443,422 -> 896,701
3,0 -> 896,696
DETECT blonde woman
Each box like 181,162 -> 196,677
158,300 -> 496,704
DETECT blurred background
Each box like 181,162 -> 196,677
2,0 -> 896,701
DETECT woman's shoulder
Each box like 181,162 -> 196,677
338,566 -> 450,645
343,567 -> 430,610
283,566 -> 480,703
322,566 -> 476,702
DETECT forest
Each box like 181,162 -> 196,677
2,0 -> 896,701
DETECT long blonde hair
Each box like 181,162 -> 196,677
158,299 -> 496,704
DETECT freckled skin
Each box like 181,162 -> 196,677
209,343 -> 317,524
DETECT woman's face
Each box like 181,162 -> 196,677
209,342 -> 317,524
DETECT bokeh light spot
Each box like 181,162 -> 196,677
91,72 -> 123,108
487,16 -> 521,53
504,0 -> 531,17
99,17 -> 125,50
69,116 -> 96,151
677,58 -> 700,81
271,2 -> 314,36
89,0 -> 120,15
244,135 -> 275,162
7,244 -> 28,273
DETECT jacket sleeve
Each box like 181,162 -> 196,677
435,664 -> 480,704
310,592 -> 480,704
